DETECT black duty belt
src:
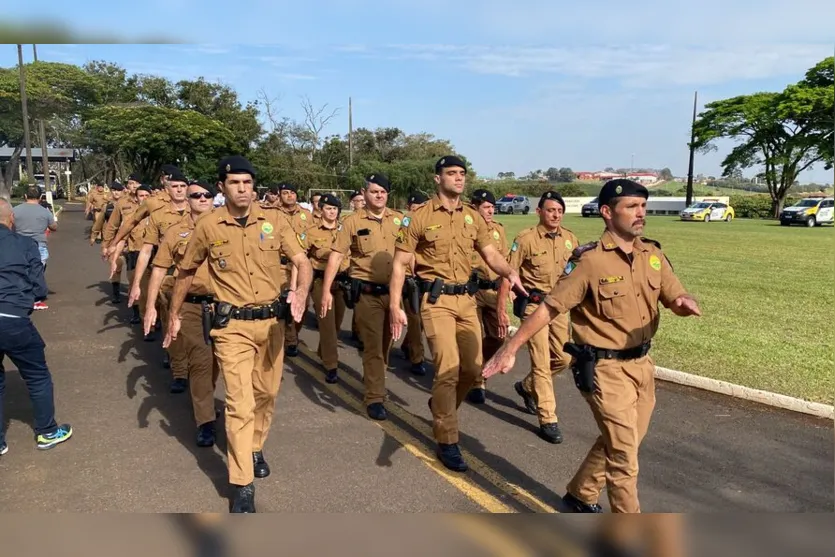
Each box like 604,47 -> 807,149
227,301 -> 281,321
280,256 -> 289,265
592,342 -> 651,361
313,268 -> 326,280
166,266 -> 176,276
527,290 -> 546,304
477,278 -> 499,291
185,293 -> 214,305
419,280 -> 472,296
359,280 -> 389,296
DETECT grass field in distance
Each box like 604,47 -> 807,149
494,213 -> 833,404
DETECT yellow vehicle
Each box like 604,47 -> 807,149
779,196 -> 834,227
679,201 -> 735,222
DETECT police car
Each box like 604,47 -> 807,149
779,196 -> 834,227
679,201 -> 735,222
581,197 -> 600,217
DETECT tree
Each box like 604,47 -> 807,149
0,61 -> 98,200
544,167 -> 560,181
83,105 -> 239,182
659,167 -> 674,181
497,171 -> 515,179
557,167 -> 575,183
556,183 -> 585,197
693,57 -> 834,216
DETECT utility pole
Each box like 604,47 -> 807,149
17,44 -> 35,182
686,91 -> 698,207
33,44 -> 51,192
348,96 -> 353,168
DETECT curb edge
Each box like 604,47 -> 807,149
506,326 -> 834,420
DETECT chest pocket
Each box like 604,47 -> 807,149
424,228 -> 450,255
357,233 -> 377,255
175,240 -> 189,259
259,238 -> 281,266
209,245 -> 233,272
598,282 -> 627,319
459,226 -> 477,250
312,237 -> 332,260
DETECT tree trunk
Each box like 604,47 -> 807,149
0,147 -> 23,202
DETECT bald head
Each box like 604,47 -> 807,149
0,198 -> 13,227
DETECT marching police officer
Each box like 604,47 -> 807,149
107,184 -> 152,324
164,155 -> 312,513
389,156 -> 525,472
276,182 -> 312,357
483,179 -> 701,513
497,190 -> 578,444
304,193 -> 348,383
147,180 -> 220,446
398,191 -> 428,376
320,173 -> 405,421
465,189 -> 509,404
101,182 -> 126,304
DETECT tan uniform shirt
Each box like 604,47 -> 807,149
122,192 -> 171,232
153,218 -> 213,296
333,207 -> 405,284
472,220 -> 509,282
102,196 -> 138,249
395,195 -> 492,284
88,189 -> 110,210
143,204 -> 191,247
279,204 -> 313,234
544,230 -> 687,350
305,221 -> 349,274
179,205 -> 305,307
508,224 -> 579,294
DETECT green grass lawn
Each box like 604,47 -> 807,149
496,214 -> 834,404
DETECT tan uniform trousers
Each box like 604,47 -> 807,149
566,355 -> 656,513
472,289 -> 503,390
520,304 -> 571,425
179,301 -> 220,426
422,293 -> 482,444
211,317 -> 285,486
400,302 -> 425,364
90,209 -> 106,242
354,292 -> 393,406
160,281 -> 188,380
282,265 -> 303,347
311,278 -> 346,370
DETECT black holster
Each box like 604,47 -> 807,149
564,343 -> 597,393
512,288 -> 545,319
212,302 -> 233,329
466,272 -> 480,296
336,273 -> 354,309
350,278 -> 363,305
201,301 -> 214,345
276,290 -> 291,322
427,278 -> 444,304
405,276 -> 421,313
125,251 -> 139,271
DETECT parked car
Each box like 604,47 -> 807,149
581,197 -> 600,217
780,197 -> 834,227
680,201 -> 735,222
495,195 -> 531,215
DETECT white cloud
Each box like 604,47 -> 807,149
382,43 -> 830,86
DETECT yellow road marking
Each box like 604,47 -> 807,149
297,345 -> 558,514
289,355 -> 515,513
450,515 -> 536,557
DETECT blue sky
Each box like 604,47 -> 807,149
4,0 -> 834,183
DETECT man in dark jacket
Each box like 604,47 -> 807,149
0,200 -> 72,456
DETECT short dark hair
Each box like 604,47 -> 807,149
25,186 -> 40,199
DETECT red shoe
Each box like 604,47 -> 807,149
33,301 -> 48,310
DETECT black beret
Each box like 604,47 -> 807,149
217,155 -> 256,179
167,169 -> 188,183
127,173 -> 141,182
266,184 -> 280,195
365,173 -> 391,191
435,155 -> 467,174
539,190 -> 565,210
408,191 -> 428,206
278,183 -> 297,193
137,184 -> 153,193
110,181 -> 125,191
151,182 -> 165,191
319,193 -> 341,209
349,190 -> 363,200
160,164 -> 178,175
189,180 -> 216,197
470,189 -> 495,206
598,179 -> 649,206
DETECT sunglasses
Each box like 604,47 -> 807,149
189,192 -> 213,200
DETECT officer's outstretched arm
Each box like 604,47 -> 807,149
482,303 -> 559,378
289,252 -> 313,322
319,250 -> 345,317
479,244 -> 527,297
388,250 -> 413,340
163,269 -> 196,349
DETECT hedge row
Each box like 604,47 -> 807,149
728,194 -> 800,219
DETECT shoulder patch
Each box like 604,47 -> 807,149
571,241 -> 598,260
641,237 -> 662,249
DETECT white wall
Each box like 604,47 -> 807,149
561,196 -> 730,214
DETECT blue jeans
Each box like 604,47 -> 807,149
38,242 -> 49,266
0,317 -> 58,446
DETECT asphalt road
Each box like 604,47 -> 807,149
0,205 -> 832,516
